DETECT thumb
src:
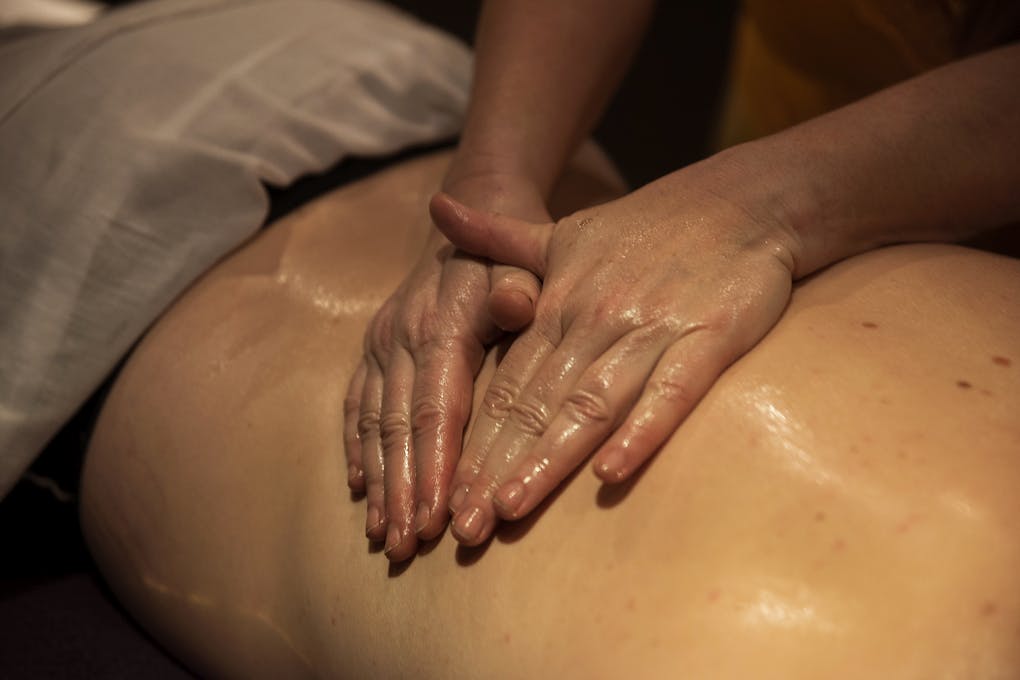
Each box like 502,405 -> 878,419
488,264 -> 540,332
429,192 -> 554,278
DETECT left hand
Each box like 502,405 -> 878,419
343,169 -> 548,562
429,171 -> 800,546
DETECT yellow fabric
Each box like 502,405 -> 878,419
717,0 -> 1014,148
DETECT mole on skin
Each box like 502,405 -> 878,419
861,321 -> 878,329
956,380 -> 972,389
991,355 -> 1012,367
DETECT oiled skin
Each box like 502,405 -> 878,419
81,151 -> 1020,679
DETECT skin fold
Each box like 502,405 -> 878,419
81,150 -> 1020,679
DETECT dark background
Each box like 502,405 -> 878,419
384,0 -> 741,186
0,1 -> 739,677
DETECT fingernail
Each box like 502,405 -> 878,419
597,449 -> 627,481
449,484 -> 470,513
383,524 -> 402,555
453,505 -> 485,544
414,502 -> 431,534
347,464 -> 361,486
365,505 -> 384,537
494,480 -> 526,518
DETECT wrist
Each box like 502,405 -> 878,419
688,139 -> 862,280
441,162 -> 549,223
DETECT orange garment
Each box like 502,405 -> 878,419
717,0 -> 1020,148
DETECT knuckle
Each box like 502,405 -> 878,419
379,412 -> 412,451
563,386 -> 613,425
369,305 -> 394,338
589,298 -> 620,326
481,374 -> 522,420
408,330 -> 455,357
410,395 -> 447,437
529,309 -> 563,347
367,328 -> 390,362
509,396 -> 552,437
650,374 -> 696,410
357,408 -> 381,439
630,319 -> 673,347
588,296 -> 641,332
402,309 -> 436,350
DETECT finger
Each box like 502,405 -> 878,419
450,326 -> 617,546
358,359 -> 387,542
592,332 -> 732,483
488,328 -> 667,520
410,335 -> 483,541
379,347 -> 418,561
446,322 -> 560,516
488,264 -> 540,332
343,361 -> 368,493
429,192 -> 553,277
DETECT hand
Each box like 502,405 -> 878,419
429,170 -> 800,546
344,172 -> 548,562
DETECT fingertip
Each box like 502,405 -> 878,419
428,190 -> 454,215
489,287 -> 535,332
413,501 -> 432,534
448,482 -> 471,515
428,192 -> 465,233
493,480 -> 527,520
365,504 -> 387,542
414,500 -> 449,541
347,464 -> 366,493
451,504 -> 494,547
383,523 -> 418,562
593,448 -> 630,484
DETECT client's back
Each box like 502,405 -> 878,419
81,151 -> 1020,679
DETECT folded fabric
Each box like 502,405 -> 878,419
0,0 -> 472,498
0,0 -> 103,29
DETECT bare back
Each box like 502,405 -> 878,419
81,151 -> 1020,679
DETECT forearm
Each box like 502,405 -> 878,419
444,0 -> 655,207
702,42 -> 1020,278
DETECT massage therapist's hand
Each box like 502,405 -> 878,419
344,171 -> 550,561
430,166 -> 801,546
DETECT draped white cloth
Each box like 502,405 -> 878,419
0,0 -> 472,497
0,0 -> 103,28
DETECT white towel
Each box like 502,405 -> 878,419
0,0 -> 472,497
0,0 -> 103,28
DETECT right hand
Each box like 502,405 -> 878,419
429,163 -> 798,547
344,171 -> 549,562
